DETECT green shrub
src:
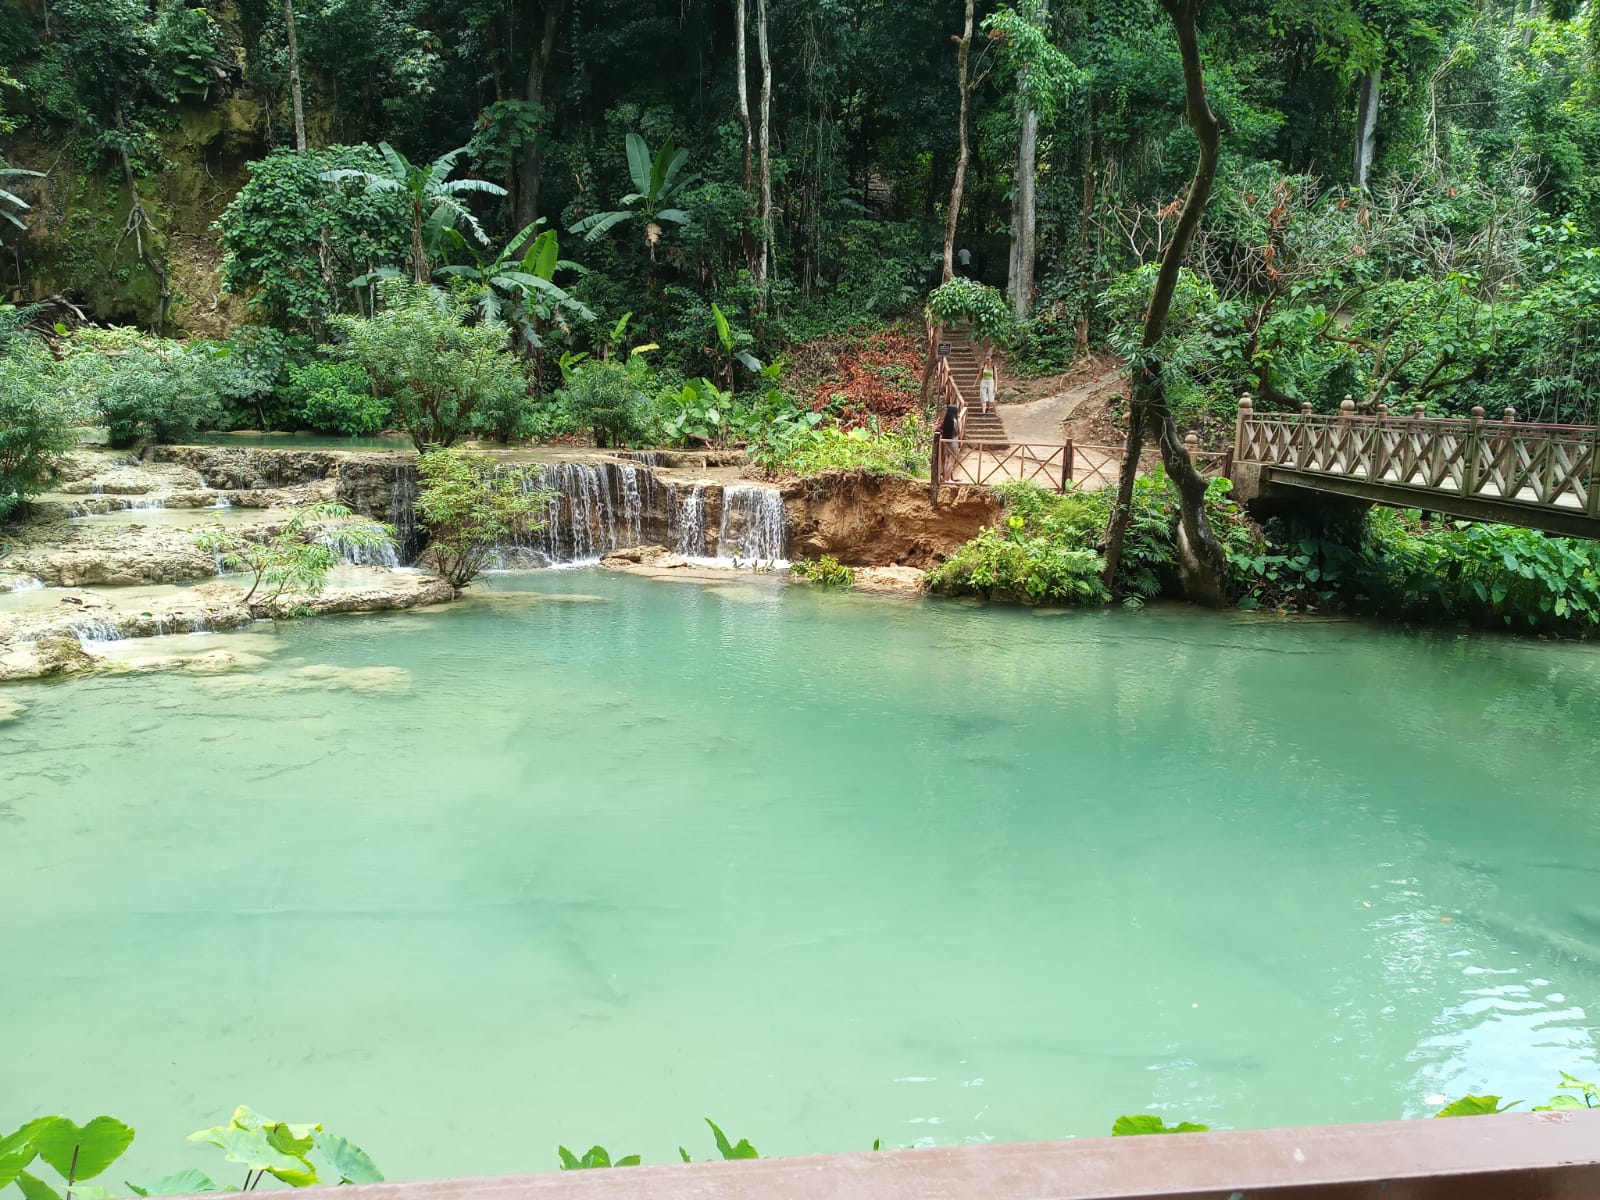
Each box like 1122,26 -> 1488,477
0,331 -> 78,521
927,524 -> 1110,605
791,555 -> 854,588
1003,300 -> 1081,378
278,360 -> 388,435
415,448 -> 550,591
1364,512 -> 1600,634
925,277 -> 1012,344
559,359 -> 655,447
61,328 -> 221,447
333,282 -> 529,451
757,415 -> 928,477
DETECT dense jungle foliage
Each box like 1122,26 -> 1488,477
3,0 -> 1600,631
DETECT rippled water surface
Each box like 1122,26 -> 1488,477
4,572 -> 1600,1179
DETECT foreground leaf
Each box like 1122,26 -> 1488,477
33,1119 -> 136,1182
705,1119 -> 759,1160
1435,1095 -> 1516,1117
1111,1114 -> 1210,1136
310,1132 -> 383,1184
127,1170 -> 220,1196
16,1172 -> 62,1200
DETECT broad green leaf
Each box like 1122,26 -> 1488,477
16,1172 -> 62,1200
705,1120 -> 759,1160
1435,1094 -> 1515,1117
0,1152 -> 37,1191
711,303 -> 732,351
624,134 -> 652,197
556,1148 -> 581,1171
126,1170 -> 219,1196
1111,1115 -> 1209,1136
34,1119 -> 135,1182
310,1132 -> 383,1184
189,1125 -> 314,1183
614,1156 -> 640,1167
529,230 -> 559,281
677,1148 -> 691,1163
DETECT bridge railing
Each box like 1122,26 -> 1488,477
1236,398 -> 1600,515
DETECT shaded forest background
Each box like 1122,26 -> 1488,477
2,0 -> 1599,428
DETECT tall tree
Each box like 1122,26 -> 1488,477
735,0 -> 753,193
517,0 -> 564,232
1102,0 -> 1230,604
756,0 -> 774,295
282,0 -> 307,153
942,0 -> 978,282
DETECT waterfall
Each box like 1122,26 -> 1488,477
330,539 -> 401,568
68,618 -> 120,644
674,486 -> 708,557
718,484 -> 789,566
124,496 -> 167,511
520,461 -> 675,566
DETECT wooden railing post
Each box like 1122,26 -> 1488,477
930,435 -> 941,506
1588,424 -> 1600,518
1234,395 -> 1252,463
1465,405 -> 1485,496
1061,442 -> 1073,492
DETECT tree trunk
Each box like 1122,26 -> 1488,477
1352,66 -> 1381,190
1102,0 -> 1230,605
282,0 -> 307,154
516,0 -> 564,233
942,0 -> 977,283
1008,1 -> 1046,319
736,0 -> 753,192
1076,102 -> 1094,353
1009,105 -> 1040,317
756,0 -> 774,298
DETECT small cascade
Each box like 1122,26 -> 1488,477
208,493 -> 234,509
520,461 -> 675,565
329,538 -> 401,569
534,462 -> 618,564
68,618 -> 120,644
618,465 -> 645,549
674,486 -> 708,557
718,484 -> 789,566
124,496 -> 167,511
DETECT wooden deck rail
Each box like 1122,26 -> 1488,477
933,436 -> 1232,497
262,1111 -> 1600,1200
1234,396 -> 1600,536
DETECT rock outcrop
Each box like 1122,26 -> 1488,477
781,471 -> 1000,568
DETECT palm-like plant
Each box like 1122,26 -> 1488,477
570,134 -> 693,258
436,222 -> 594,350
1,166 -> 44,248
321,143 -> 506,284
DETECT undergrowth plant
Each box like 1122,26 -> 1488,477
0,1108 -> 381,1200
791,555 -> 854,588
415,448 -> 550,592
195,504 -> 396,614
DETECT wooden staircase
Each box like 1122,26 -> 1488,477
941,326 -> 1008,444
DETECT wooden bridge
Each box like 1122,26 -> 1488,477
1232,397 -> 1600,539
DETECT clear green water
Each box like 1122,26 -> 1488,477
4,573 -> 1600,1180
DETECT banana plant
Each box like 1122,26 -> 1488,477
711,302 -> 762,392
570,134 -> 693,261
321,143 -> 506,285
436,221 -> 594,351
